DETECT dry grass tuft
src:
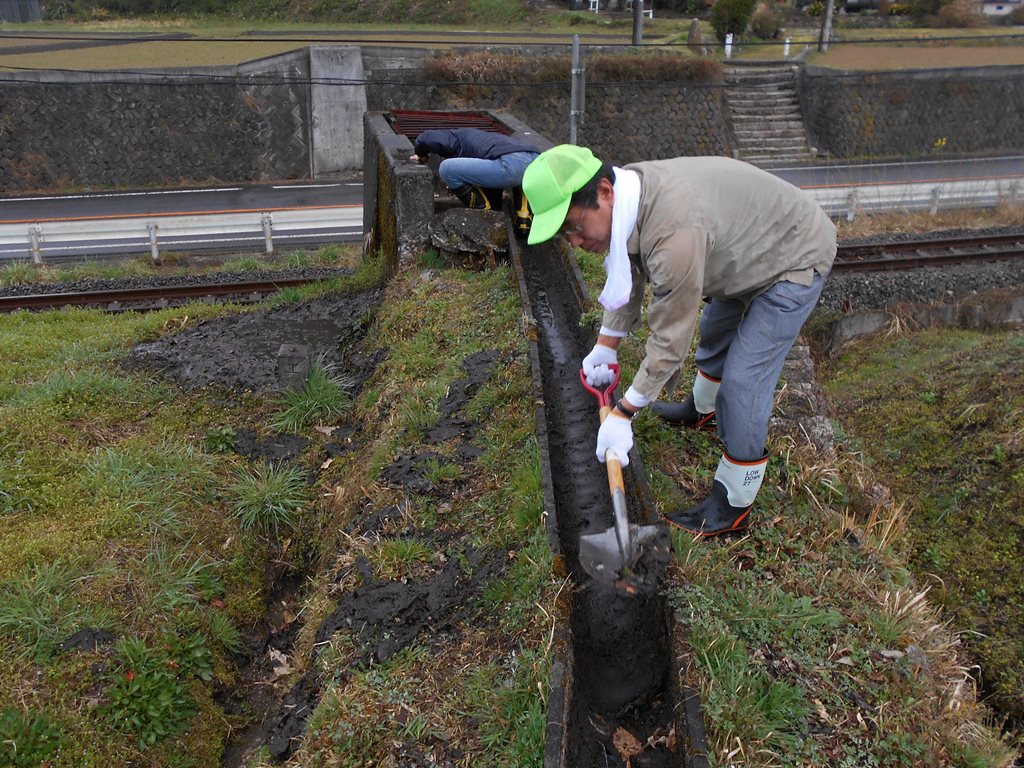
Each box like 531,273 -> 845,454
836,201 -> 1024,240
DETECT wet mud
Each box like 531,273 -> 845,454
518,243 -> 679,766
240,348 -> 512,763
126,288 -> 393,766
127,289 -> 383,393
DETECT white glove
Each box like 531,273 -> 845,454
596,413 -> 633,467
582,343 -> 617,387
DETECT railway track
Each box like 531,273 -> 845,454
0,274 -> 331,313
834,231 -> 1024,271
0,231 -> 1022,313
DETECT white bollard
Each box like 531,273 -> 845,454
147,222 -> 160,265
725,33 -> 733,58
784,37 -> 791,58
28,225 -> 42,264
262,213 -> 274,254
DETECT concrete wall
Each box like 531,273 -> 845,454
799,64 -> 1024,160
310,45 -> 367,177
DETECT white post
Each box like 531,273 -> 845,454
784,37 -> 791,58
846,190 -> 859,222
262,213 -> 274,254
930,186 -> 941,215
147,222 -> 160,265
725,33 -> 733,59
28,225 -> 42,265
570,35 -> 585,145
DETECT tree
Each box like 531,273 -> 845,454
709,0 -> 756,40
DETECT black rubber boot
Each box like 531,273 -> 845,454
650,395 -> 717,432
664,480 -> 751,537
482,187 -> 504,211
451,185 -> 493,210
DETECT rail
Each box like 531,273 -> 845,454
834,231 -> 1024,271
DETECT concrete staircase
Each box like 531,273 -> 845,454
724,64 -> 813,166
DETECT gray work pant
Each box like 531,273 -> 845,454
694,272 -> 827,462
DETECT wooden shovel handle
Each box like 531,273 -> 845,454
599,404 -> 626,497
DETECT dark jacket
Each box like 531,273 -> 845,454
413,128 -> 538,161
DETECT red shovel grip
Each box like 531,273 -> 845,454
579,363 -> 621,408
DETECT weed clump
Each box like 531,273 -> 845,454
0,708 -> 61,768
272,358 -> 352,432
228,462 -> 310,536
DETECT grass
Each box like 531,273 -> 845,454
0,561 -> 97,662
271,357 -> 352,432
0,258 -> 389,765
821,326 -> 1024,730
228,462 -> 311,537
264,263 -> 558,768
0,244 -> 362,289
0,6 -> 1017,72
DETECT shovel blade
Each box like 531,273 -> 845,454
579,522 -> 669,587
579,529 -> 626,585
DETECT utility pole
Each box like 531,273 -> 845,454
818,0 -> 835,52
632,0 -> 643,45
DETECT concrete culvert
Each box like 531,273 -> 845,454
512,236 -> 706,767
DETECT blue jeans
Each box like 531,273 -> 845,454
438,151 -> 538,190
694,272 -> 827,461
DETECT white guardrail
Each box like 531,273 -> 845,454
805,175 -> 1024,219
0,205 -> 363,263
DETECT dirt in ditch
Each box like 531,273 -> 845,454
520,243 -> 679,767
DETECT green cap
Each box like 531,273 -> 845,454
522,144 -> 602,246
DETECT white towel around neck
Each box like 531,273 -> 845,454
598,167 -> 640,311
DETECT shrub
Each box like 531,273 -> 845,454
0,709 -> 60,767
749,2 -> 782,38
934,0 -> 982,26
710,0 -> 757,40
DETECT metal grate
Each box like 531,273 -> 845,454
386,110 -> 510,141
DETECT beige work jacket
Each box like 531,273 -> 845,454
602,156 -> 837,402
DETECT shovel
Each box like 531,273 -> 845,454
578,364 -> 667,589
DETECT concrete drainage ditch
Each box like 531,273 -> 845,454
510,234 -> 709,767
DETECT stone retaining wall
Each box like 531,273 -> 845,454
364,49 -> 731,165
2,45 -> 1022,193
0,50 -> 312,192
799,64 -> 1024,160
